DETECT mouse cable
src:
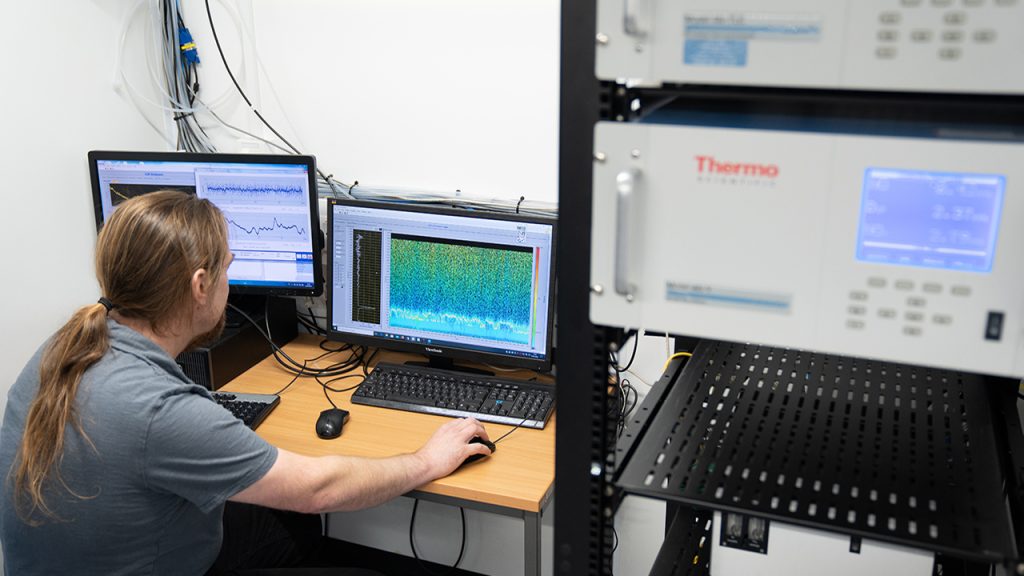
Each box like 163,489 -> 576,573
272,359 -> 309,396
301,345 -> 369,399
409,499 -> 466,576
317,373 -> 364,392
321,378 -> 338,409
317,346 -> 379,403
490,416 -> 530,445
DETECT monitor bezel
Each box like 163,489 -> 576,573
326,197 -> 557,373
87,150 -> 323,297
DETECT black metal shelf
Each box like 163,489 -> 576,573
616,340 -> 1019,563
647,506 -> 713,576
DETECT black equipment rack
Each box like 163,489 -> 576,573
554,1 -> 1024,575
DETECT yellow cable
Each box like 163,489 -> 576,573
662,351 -> 692,373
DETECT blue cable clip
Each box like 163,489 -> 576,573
179,26 -> 200,64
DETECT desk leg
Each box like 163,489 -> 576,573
524,510 -> 541,576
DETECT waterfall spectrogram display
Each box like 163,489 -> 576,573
388,235 -> 534,345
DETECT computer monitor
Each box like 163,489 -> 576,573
88,151 -> 323,296
326,198 -> 557,372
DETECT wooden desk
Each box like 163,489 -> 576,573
220,334 -> 556,576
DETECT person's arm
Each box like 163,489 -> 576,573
229,416 -> 492,513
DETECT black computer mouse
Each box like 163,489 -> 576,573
462,436 -> 496,465
315,408 -> 349,439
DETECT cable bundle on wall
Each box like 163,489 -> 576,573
123,0 -> 559,218
161,0 -> 214,152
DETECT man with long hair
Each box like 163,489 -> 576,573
0,191 -> 492,574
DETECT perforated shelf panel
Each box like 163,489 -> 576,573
616,340 -> 1017,562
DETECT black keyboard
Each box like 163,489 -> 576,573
211,391 -> 280,430
352,363 -> 555,429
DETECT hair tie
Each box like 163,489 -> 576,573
97,297 -> 115,313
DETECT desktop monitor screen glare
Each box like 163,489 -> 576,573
327,199 -> 557,372
89,151 -> 323,296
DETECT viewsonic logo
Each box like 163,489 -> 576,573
695,155 -> 779,178
425,347 -> 444,354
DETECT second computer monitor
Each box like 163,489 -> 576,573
327,198 -> 556,372
89,151 -> 323,296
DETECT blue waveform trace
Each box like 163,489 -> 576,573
204,183 -> 307,205
227,216 -> 308,239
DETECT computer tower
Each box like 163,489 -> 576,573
176,296 -> 298,390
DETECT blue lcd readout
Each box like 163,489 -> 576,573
856,168 -> 1005,273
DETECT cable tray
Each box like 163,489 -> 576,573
616,340 -> 1017,562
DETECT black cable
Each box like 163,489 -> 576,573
306,306 -> 324,333
298,318 -> 319,335
614,330 -> 639,373
316,373 -> 364,394
362,348 -> 381,377
620,379 -> 638,434
409,500 -> 466,576
227,302 -> 362,378
490,417 -> 529,445
297,315 -> 325,335
272,360 -> 308,396
319,339 -> 350,353
204,0 -> 338,186
316,346 -> 370,394
608,351 -> 624,435
322,377 -> 338,409
610,525 -> 619,576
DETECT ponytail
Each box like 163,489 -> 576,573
9,190 -> 228,523
12,302 -> 110,522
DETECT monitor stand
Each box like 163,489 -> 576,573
404,356 -> 494,377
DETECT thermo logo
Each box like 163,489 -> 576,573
695,155 -> 779,178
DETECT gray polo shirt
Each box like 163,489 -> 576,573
0,319 -> 278,575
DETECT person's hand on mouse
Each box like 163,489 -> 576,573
415,417 -> 492,478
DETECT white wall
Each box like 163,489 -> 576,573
0,1 -> 169,433
247,0 -> 562,200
